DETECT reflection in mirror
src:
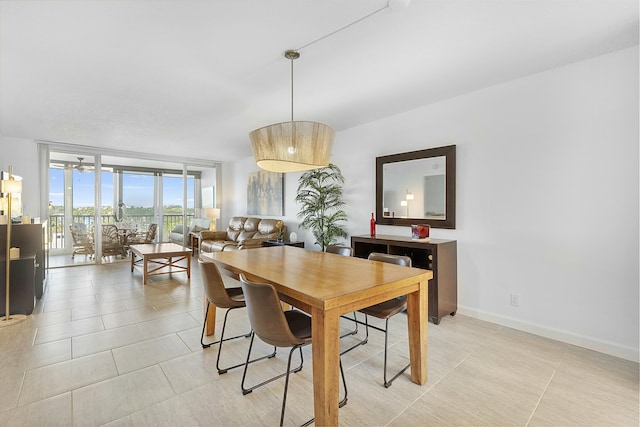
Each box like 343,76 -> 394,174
376,145 -> 456,229
382,156 -> 446,219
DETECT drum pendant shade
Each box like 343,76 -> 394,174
250,121 -> 334,173
249,50 -> 334,173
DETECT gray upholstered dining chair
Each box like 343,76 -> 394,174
239,273 -> 348,427
342,252 -> 412,388
199,259 -> 275,374
325,244 -> 352,257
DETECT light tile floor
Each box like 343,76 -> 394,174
0,259 -> 638,426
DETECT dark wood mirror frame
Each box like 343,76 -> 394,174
376,145 -> 456,229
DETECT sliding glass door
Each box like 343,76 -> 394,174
48,151 -> 215,267
49,153 -> 97,267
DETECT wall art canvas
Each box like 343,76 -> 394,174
247,171 -> 284,216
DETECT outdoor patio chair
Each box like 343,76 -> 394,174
69,222 -> 94,259
102,223 -> 126,258
128,223 -> 157,244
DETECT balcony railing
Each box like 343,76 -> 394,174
49,214 -> 194,249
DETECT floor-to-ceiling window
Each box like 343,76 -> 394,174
121,170 -> 155,228
162,172 -> 196,243
48,151 -> 214,267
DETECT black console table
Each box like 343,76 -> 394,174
351,234 -> 457,325
0,222 -> 47,299
0,254 -> 36,316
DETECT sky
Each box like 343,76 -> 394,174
49,169 -> 194,208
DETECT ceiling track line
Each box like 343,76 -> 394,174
296,4 -> 390,52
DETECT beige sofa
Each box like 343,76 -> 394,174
199,217 -> 286,252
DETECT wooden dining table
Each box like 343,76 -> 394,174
200,246 -> 432,426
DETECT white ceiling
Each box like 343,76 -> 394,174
1,0 -> 638,164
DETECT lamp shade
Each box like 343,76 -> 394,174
204,208 -> 220,220
0,179 -> 22,195
204,208 -> 220,231
250,121 -> 334,173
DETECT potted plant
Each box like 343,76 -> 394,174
296,163 -> 348,251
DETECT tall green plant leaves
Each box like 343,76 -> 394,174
296,164 -> 348,251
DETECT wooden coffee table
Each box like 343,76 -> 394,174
129,243 -> 191,285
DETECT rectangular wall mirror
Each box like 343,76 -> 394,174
376,145 -> 456,229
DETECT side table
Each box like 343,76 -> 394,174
189,232 -> 201,256
262,240 -> 305,248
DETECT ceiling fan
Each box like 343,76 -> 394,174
56,157 -> 93,173
74,157 -> 87,173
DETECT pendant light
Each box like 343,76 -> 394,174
249,50 -> 334,173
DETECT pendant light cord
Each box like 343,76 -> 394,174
285,2 -> 396,122
295,4 -> 389,52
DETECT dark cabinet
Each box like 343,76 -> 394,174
0,222 -> 47,298
0,255 -> 36,315
351,234 -> 457,325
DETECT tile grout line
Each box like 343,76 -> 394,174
524,345 -> 569,427
386,331 -> 488,426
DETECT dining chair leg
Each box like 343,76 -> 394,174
214,306 -> 277,374
200,302 -> 274,374
200,302 -> 250,349
279,344 -> 305,426
340,312 -> 360,338
241,333 -> 303,396
339,313 -> 409,387
300,359 -> 349,427
340,313 -> 370,356
382,317 -> 410,388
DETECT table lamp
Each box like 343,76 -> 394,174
1,166 -> 26,327
400,200 -> 408,217
205,208 -> 220,231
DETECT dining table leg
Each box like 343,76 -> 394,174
143,256 -> 148,285
311,306 -> 341,426
205,299 -> 216,336
406,278 -> 429,385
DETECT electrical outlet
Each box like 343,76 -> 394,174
510,293 -> 520,307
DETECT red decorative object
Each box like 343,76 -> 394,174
411,224 -> 430,239
370,212 -> 376,237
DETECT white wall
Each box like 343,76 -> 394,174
225,47 -> 639,361
0,137 -> 40,218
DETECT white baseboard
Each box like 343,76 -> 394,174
457,305 -> 639,363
